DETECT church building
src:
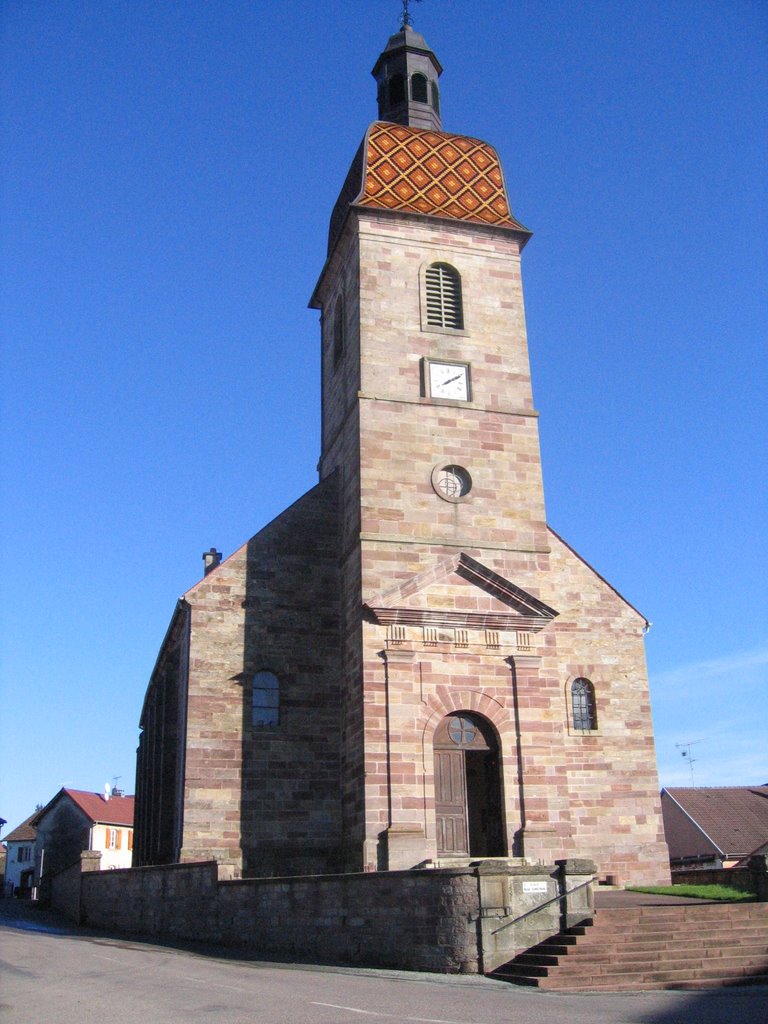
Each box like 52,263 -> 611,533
134,22 -> 670,887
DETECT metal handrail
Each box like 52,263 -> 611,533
490,877 -> 594,935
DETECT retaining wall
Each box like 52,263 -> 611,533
672,856 -> 768,899
55,857 -> 596,973
672,867 -> 754,891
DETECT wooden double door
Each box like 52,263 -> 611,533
434,713 -> 505,857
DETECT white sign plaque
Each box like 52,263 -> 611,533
522,881 -> 549,894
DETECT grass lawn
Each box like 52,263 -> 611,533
627,884 -> 756,901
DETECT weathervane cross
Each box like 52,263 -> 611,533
401,0 -> 423,29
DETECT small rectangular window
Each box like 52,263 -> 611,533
252,671 -> 280,727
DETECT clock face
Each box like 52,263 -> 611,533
428,361 -> 470,401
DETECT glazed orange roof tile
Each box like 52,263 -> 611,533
328,122 -> 530,252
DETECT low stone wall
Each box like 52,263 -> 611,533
672,867 -> 754,891
66,858 -> 596,974
216,868 -> 480,972
672,856 -> 768,899
49,850 -> 102,922
49,860 -> 84,922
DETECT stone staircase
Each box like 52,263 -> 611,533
490,901 -> 768,991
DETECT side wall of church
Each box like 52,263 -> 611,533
315,225 -> 369,870
134,607 -> 189,867
179,476 -> 344,877
543,531 -> 671,883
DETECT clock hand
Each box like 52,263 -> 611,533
443,374 -> 462,385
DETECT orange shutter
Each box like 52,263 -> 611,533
127,830 -> 133,850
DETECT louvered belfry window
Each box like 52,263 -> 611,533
425,263 -> 464,329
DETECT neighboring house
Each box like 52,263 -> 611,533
33,788 -> 135,882
661,786 -> 768,869
3,815 -> 37,897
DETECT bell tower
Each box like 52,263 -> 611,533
311,23 -> 549,870
309,23 -> 670,884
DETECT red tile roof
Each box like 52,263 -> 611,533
63,789 -> 134,826
34,788 -> 135,828
3,814 -> 38,843
663,786 -> 768,859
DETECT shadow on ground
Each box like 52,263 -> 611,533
2,896 -> 766,1023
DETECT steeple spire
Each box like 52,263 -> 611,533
400,0 -> 421,29
372,18 -> 442,131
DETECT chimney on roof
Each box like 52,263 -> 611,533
203,548 -> 222,575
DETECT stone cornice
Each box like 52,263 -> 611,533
357,391 -> 539,417
358,533 -> 550,555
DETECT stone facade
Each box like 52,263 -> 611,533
134,27 -> 670,887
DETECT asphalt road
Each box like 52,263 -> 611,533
1,902 -> 766,1024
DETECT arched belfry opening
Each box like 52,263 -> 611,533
433,712 -> 505,858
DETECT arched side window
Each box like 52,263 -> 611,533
388,74 -> 405,107
571,678 -> 597,731
431,81 -> 440,113
252,670 -> 279,727
425,263 -> 464,330
333,297 -> 344,367
411,73 -> 428,103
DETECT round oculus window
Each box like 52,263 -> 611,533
432,463 -> 472,502
448,716 -> 477,746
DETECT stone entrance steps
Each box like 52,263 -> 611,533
490,902 -> 768,991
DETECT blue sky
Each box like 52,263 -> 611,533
1,0 -> 766,837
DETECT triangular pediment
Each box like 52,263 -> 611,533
364,553 -> 558,631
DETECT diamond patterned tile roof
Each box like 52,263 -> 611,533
328,122 -> 530,253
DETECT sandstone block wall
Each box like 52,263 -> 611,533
136,476 -> 345,878
74,859 -> 595,974
180,475 -> 344,878
306,208 -> 670,885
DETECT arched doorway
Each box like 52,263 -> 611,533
433,712 -> 505,857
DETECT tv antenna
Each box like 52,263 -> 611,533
675,741 -> 702,786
